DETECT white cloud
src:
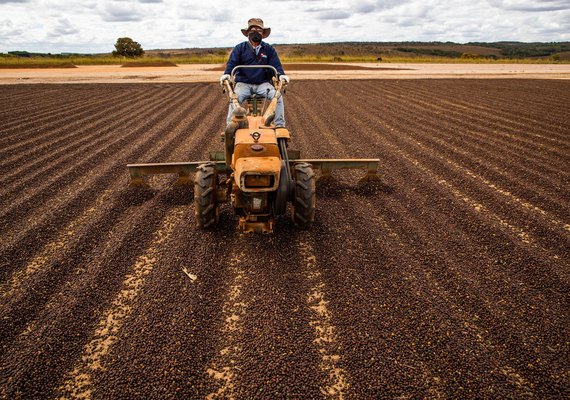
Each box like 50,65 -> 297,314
355,1 -> 376,13
47,18 -> 79,38
101,1 -> 144,22
0,18 -> 24,40
315,10 -> 352,19
489,0 -> 570,12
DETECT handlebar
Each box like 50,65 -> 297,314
230,65 -> 278,80
223,65 -> 286,126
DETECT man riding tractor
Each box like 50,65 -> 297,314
220,18 -> 289,128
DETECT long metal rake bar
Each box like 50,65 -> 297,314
127,158 -> 380,187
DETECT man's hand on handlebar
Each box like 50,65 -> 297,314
219,74 -> 231,85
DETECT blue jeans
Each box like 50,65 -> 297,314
226,81 -> 285,127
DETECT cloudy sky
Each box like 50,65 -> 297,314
1,0 -> 569,53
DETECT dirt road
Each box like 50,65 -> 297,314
0,62 -> 569,84
0,80 -> 568,398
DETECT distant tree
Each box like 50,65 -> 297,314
112,37 -> 144,58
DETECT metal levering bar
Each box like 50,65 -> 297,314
127,161 -> 226,187
292,159 -> 381,182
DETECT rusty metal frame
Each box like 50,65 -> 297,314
127,161 -> 226,187
294,159 -> 381,182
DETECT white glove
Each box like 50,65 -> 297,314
279,74 -> 290,83
220,74 -> 230,84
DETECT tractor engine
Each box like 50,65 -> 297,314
231,128 -> 282,233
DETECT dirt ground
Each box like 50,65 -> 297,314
0,62 -> 569,84
0,79 -> 569,399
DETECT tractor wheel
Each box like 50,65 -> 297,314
194,162 -> 219,229
292,163 -> 316,229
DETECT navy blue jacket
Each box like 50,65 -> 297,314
224,41 -> 285,84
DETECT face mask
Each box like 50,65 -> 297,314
248,31 -> 262,43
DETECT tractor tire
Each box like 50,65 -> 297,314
194,162 -> 219,229
292,163 -> 316,229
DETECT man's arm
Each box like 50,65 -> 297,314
224,44 -> 242,75
267,46 -> 285,76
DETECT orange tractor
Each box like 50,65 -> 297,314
127,66 -> 379,233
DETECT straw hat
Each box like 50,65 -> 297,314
241,18 -> 271,38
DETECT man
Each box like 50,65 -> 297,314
220,18 -> 289,127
